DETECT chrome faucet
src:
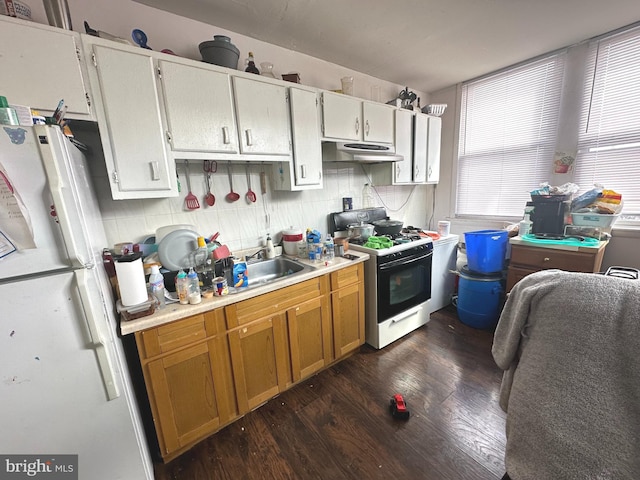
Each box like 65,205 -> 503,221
245,248 -> 266,263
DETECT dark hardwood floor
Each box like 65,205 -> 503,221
154,306 -> 506,479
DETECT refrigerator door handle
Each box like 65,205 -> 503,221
39,134 -> 91,269
75,268 -> 120,400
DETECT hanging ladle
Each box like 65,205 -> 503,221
245,165 -> 256,203
225,162 -> 240,202
203,160 -> 216,206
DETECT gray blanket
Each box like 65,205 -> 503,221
492,269 -> 640,480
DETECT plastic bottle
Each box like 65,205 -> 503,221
176,269 -> 189,305
265,233 -> 275,259
0,96 -> 19,126
148,265 -> 166,309
519,207 -> 533,237
194,236 -> 209,270
362,183 -> 375,208
245,52 -> 260,74
187,267 -> 201,304
324,235 -> 335,263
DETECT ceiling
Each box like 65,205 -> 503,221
134,0 -> 640,93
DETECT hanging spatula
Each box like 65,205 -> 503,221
183,160 -> 200,210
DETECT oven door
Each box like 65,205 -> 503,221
376,251 -> 432,323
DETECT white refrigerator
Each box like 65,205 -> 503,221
0,125 -> 153,479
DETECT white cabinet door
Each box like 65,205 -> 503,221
0,16 -> 91,118
87,43 -> 176,199
393,109 -> 414,184
289,88 -> 322,188
362,102 -> 394,144
159,60 -> 239,154
233,77 -> 290,155
426,116 -> 441,184
321,92 -> 362,141
413,113 -> 428,183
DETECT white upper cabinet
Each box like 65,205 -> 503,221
321,92 -> 362,141
273,87 -> 322,190
0,16 -> 91,119
426,115 -> 441,183
393,109 -> 415,184
83,39 -> 177,199
232,77 -> 291,156
159,60 -> 239,155
413,113 -> 429,183
362,102 -> 395,144
371,110 -> 441,186
320,92 -> 395,144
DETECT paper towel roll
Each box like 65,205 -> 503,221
115,257 -> 148,306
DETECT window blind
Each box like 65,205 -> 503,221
457,54 -> 566,217
574,25 -> 640,217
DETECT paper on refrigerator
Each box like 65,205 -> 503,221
0,161 -> 36,252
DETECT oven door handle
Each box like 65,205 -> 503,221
378,251 -> 432,271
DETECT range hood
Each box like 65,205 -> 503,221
322,142 -> 403,163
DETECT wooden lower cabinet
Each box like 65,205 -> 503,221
228,313 -> 291,414
135,310 -> 236,461
331,264 -> 365,357
288,294 -> 332,382
135,266 -> 365,461
506,243 -> 607,291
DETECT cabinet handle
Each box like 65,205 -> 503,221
245,129 -> 253,146
355,118 -> 360,135
300,164 -> 307,179
543,257 -> 550,262
365,120 -> 370,137
428,166 -> 432,178
222,126 -> 230,144
150,161 -> 160,181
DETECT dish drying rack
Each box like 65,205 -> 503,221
422,104 -> 447,116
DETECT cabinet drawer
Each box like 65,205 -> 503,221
226,277 -> 326,328
140,311 -> 223,359
510,245 -> 597,272
330,264 -> 362,290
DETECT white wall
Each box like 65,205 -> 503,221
40,1 -> 431,251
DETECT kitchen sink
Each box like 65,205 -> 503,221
246,257 -> 310,288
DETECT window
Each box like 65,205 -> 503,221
574,25 -> 640,221
457,53 -> 566,218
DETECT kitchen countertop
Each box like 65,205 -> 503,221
119,252 -> 369,335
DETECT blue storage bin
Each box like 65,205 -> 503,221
464,230 -> 508,274
457,271 -> 503,329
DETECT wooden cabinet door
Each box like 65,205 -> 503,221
287,296 -> 332,381
426,115 -> 441,184
159,60 -> 239,154
289,87 -> 322,187
228,314 -> 290,413
145,336 -> 233,456
363,102 -> 395,144
232,77 -> 291,155
332,282 -> 365,358
86,42 -> 177,199
321,91 -> 362,140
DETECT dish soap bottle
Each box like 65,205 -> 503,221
265,233 -> 275,259
148,265 -> 166,309
245,52 -> 260,74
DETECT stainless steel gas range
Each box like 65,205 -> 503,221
329,208 -> 433,349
